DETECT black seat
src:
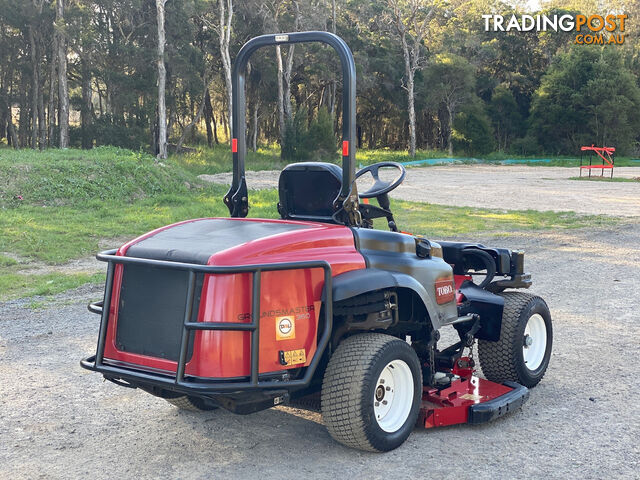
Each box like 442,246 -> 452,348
278,162 -> 343,223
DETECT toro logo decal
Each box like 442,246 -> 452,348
435,279 -> 455,305
276,316 -> 295,341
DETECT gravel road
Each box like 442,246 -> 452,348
200,165 -> 640,216
2,221 -> 639,479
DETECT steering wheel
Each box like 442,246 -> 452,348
354,162 -> 406,198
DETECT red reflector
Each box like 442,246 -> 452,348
342,140 -> 349,156
232,138 -> 238,153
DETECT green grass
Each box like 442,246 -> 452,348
385,200 -> 616,236
0,147 -> 622,301
171,144 -> 287,175
0,268 -> 104,300
0,146 -> 198,208
569,176 -> 640,182
0,186 -> 268,263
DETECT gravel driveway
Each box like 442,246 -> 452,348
2,222 -> 639,479
200,165 -> 640,217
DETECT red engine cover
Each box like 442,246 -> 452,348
102,218 -> 366,378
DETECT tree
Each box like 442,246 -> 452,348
384,0 -> 434,157
488,86 -> 522,152
425,53 -> 475,155
257,0 -> 300,148
452,97 -> 494,155
155,0 -> 167,159
529,46 -> 640,154
56,0 -> 69,148
217,0 -> 233,132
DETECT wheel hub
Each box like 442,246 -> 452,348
375,385 -> 386,402
373,360 -> 414,433
523,314 -> 547,371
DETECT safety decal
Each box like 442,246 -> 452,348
276,315 -> 296,340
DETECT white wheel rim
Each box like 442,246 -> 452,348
373,359 -> 414,433
523,314 -> 547,371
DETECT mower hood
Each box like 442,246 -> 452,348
117,217 -> 362,267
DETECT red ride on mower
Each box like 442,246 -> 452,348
81,32 -> 552,452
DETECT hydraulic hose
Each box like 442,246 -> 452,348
462,249 -> 496,289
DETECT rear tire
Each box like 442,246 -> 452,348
165,396 -> 219,412
321,333 -> 422,452
478,292 -> 552,388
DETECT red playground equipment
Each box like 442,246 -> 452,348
580,145 -> 615,178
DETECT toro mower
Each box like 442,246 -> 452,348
81,32 -> 552,452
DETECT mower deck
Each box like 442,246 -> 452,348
419,376 -> 529,428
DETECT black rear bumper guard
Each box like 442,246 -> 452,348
81,249 -> 333,395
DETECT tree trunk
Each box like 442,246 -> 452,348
4,63 -> 19,148
283,45 -> 295,121
18,74 -> 28,147
48,35 -> 57,147
156,0 -> 168,159
251,99 -> 259,152
81,58 -> 92,149
218,0 -> 233,135
28,26 -> 39,149
407,73 -> 416,157
221,97 -> 229,140
276,45 -> 285,145
203,89 -> 214,147
400,32 -> 416,157
176,79 -> 211,153
56,0 -> 69,148
283,2 -> 298,122
37,48 -> 46,148
330,0 -> 337,118
8,114 -> 18,148
212,112 -> 219,144
96,80 -> 103,116
447,105 -> 453,156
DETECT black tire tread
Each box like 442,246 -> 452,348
321,333 -> 403,452
165,396 -> 215,412
478,291 -> 546,384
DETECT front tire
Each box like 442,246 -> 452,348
321,333 -> 422,452
478,292 -> 552,388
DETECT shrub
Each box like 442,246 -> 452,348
281,108 -> 310,161
281,107 -> 337,161
452,99 -> 494,155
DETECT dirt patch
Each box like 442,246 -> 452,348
15,257 -> 105,276
1,223 -> 638,479
200,166 -> 640,217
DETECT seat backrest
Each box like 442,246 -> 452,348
278,162 -> 343,223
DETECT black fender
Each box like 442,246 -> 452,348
457,281 -> 504,341
326,268 -> 440,330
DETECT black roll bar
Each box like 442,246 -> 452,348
224,31 -> 359,224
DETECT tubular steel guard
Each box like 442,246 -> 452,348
81,249 -> 333,394
226,31 -> 358,222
